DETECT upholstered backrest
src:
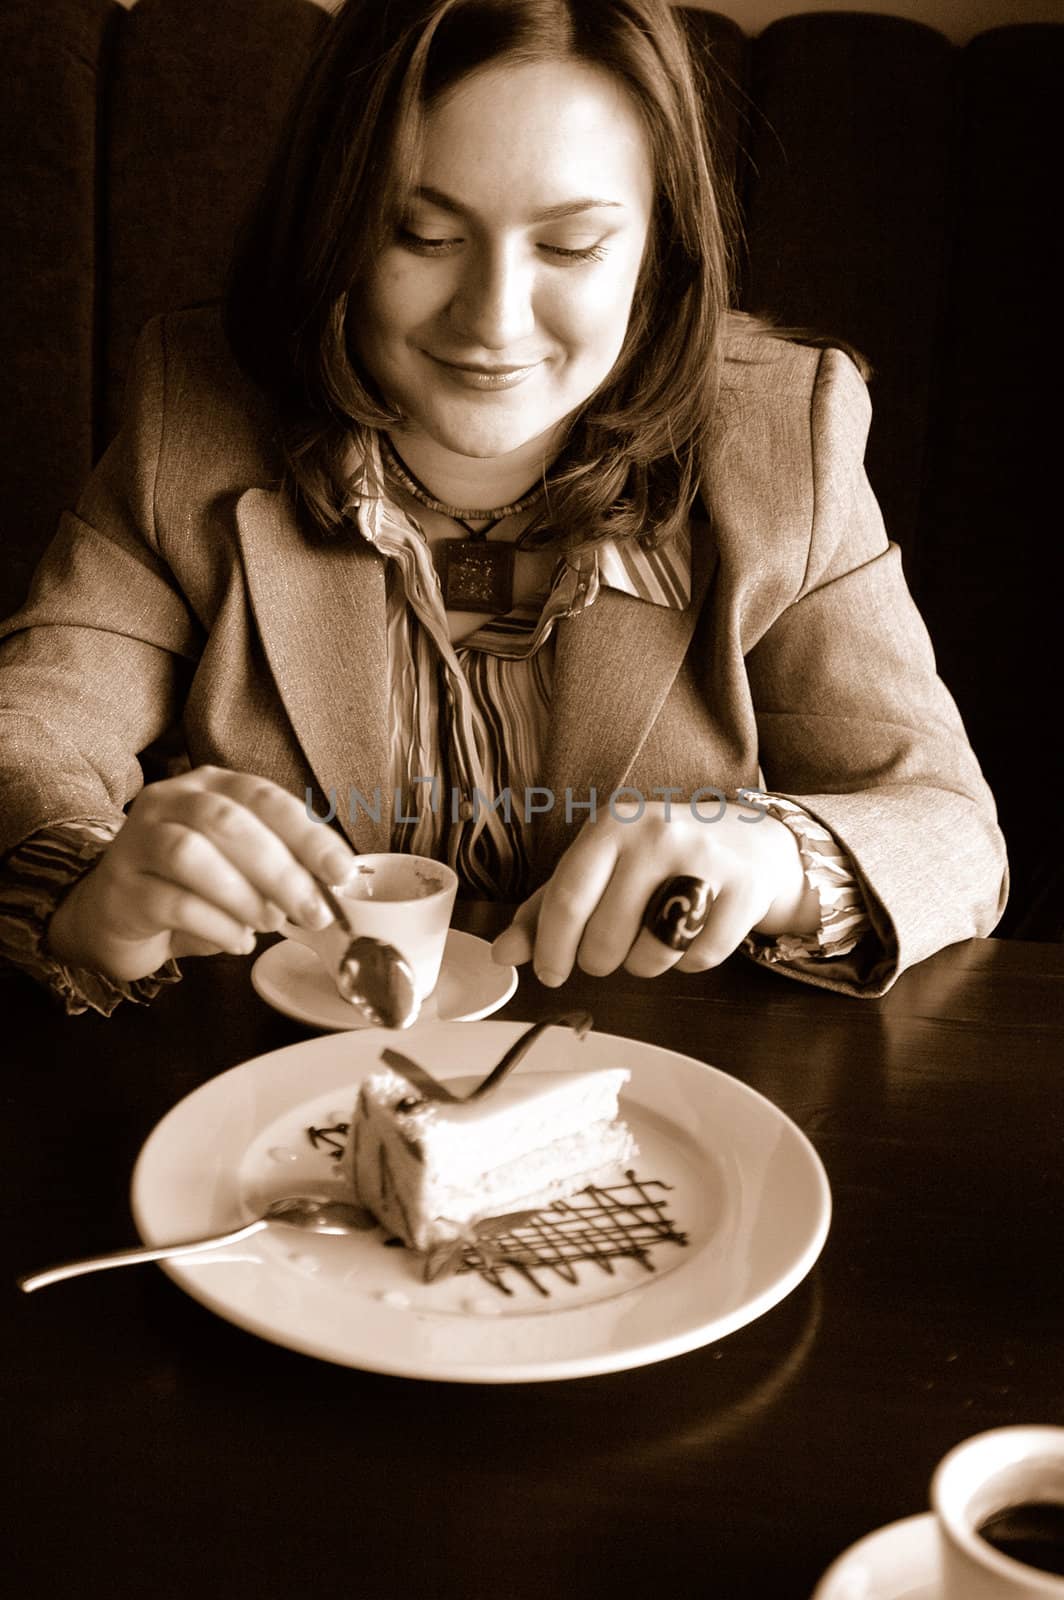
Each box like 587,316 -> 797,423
0,1 -> 1059,933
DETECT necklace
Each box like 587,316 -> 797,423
380,434 -> 546,522
380,435 -> 547,613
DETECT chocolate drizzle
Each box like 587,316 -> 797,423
424,1173 -> 688,1297
306,1121 -> 349,1160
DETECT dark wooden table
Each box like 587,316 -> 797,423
5,909 -> 1063,1599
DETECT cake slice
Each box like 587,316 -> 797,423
345,1065 -> 637,1252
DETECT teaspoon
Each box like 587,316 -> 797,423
17,1196 -> 376,1294
316,879 -> 420,1029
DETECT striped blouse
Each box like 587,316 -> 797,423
351,462 -> 698,898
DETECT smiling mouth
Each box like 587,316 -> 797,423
429,355 -> 543,391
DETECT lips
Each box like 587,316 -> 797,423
428,354 -> 544,391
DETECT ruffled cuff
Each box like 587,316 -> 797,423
0,821 -> 181,1016
744,796 -> 872,965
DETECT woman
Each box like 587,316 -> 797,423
0,0 -> 1006,1014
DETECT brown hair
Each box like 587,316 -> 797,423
225,0 -> 735,549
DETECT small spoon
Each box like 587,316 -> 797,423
316,880 -> 419,1029
17,1196 -> 376,1294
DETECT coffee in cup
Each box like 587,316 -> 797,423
932,1426 -> 1064,1598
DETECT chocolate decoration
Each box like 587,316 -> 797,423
306,1121 -> 349,1160
381,1048 -> 462,1105
439,1173 -> 688,1296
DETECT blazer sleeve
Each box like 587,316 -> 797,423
0,317 -> 203,860
745,346 -> 1008,991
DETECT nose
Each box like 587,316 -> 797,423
448,240 -> 536,352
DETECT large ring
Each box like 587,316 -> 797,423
642,876 -> 711,951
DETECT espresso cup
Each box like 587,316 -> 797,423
283,854 -> 458,1006
932,1426 -> 1064,1598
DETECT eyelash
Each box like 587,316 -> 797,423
397,229 -> 607,264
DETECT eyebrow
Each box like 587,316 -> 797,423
413,186 -> 625,223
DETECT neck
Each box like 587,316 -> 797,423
384,428 -> 557,512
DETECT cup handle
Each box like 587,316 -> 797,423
280,918 -> 330,954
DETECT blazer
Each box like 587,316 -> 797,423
0,307 -> 1008,994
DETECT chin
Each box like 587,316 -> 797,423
413,408 -> 556,462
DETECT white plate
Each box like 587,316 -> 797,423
812,1513 -> 940,1600
250,928 -> 516,1029
130,1020 -> 831,1383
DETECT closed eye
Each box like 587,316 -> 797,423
397,229 -> 608,264
397,228 -> 462,256
543,243 -> 608,263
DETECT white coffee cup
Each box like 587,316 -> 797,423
932,1426 -> 1064,1598
283,854 -> 458,1006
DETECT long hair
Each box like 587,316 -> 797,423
225,0 -> 734,550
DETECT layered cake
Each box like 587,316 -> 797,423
345,1065 -> 637,1252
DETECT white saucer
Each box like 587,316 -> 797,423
250,928 -> 517,1030
812,1513 -> 940,1600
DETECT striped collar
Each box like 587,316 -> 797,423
568,523 -> 691,611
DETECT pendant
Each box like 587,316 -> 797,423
442,537 -> 515,614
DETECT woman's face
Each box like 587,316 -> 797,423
353,57 -> 654,464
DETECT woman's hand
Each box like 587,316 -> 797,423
491,798 -> 820,985
45,766 -> 359,981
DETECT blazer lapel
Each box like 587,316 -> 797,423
537,522 -> 717,868
235,488 -> 392,851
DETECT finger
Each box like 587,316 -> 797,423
530,837 -> 620,987
623,922 -> 694,979
200,768 -> 360,889
675,879 -> 763,972
575,860 -> 668,977
90,823 -> 263,955
624,875 -> 716,976
144,779 -> 352,930
135,876 -> 258,955
490,886 -> 546,966
170,764 -> 358,908
135,821 -> 293,935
